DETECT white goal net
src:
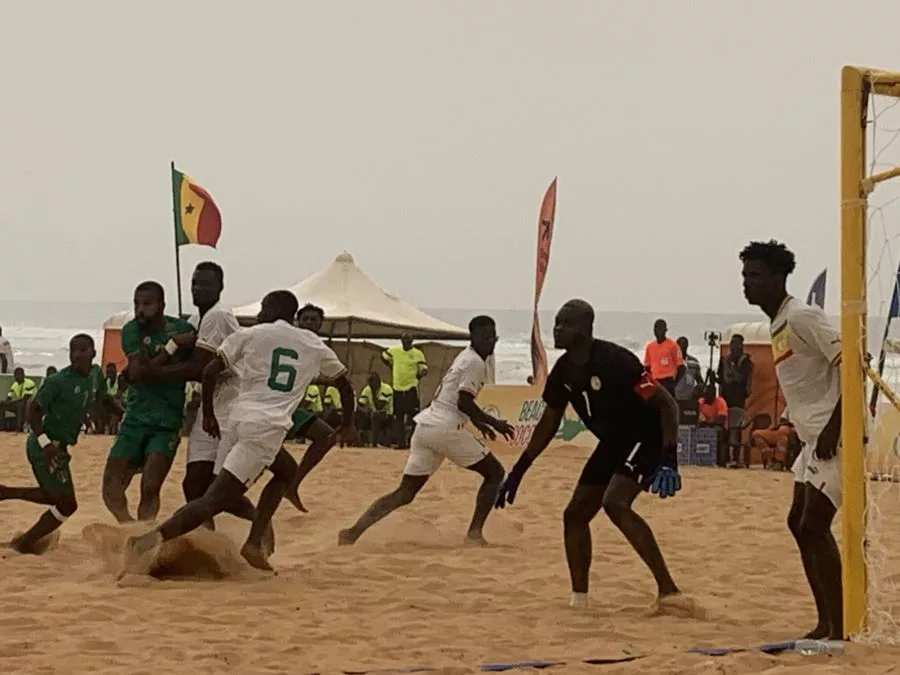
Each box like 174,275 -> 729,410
857,73 -> 900,642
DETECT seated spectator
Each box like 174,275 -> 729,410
356,373 -> 394,448
1,367 -> 36,432
751,409 -> 797,471
697,384 -> 729,466
697,384 -> 727,426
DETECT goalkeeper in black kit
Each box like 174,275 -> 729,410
496,299 -> 695,614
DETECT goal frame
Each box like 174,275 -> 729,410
840,65 -> 900,639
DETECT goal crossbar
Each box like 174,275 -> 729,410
841,64 -> 900,639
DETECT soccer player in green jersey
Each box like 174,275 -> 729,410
0,334 -> 117,553
101,281 -> 195,523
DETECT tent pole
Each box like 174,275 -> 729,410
347,318 -> 353,383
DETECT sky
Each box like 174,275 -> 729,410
5,1 -> 900,315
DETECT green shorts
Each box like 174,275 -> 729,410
109,417 -> 180,467
290,409 -> 317,436
26,435 -> 74,495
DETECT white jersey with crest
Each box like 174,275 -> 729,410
414,346 -> 486,429
188,301 -> 241,416
218,319 -> 346,431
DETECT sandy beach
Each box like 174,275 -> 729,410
1,433 -> 900,674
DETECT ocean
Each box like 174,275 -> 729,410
0,300 -> 762,383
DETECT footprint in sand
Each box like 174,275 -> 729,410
646,593 -> 709,620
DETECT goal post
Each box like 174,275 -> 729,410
840,65 -> 900,640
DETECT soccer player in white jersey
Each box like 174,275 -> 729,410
339,315 -> 513,546
125,290 -> 352,571
140,262 -> 260,529
741,240 -> 843,640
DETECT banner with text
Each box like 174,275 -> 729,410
472,385 -> 594,453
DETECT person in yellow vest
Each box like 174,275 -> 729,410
101,363 -> 123,434
322,384 -> 344,443
2,367 -> 37,432
356,373 -> 394,447
381,334 -> 427,449
303,384 -> 324,414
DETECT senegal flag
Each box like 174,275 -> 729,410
171,166 -> 222,248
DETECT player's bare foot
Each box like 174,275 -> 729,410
803,623 -> 831,640
285,482 -> 308,513
337,529 -> 357,546
261,522 -> 276,558
465,532 -> 489,547
240,542 -> 274,571
119,530 -> 162,579
649,592 -> 705,619
8,538 -> 28,554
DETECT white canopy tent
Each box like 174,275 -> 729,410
231,251 -> 470,340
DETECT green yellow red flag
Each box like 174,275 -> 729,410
171,166 -> 222,248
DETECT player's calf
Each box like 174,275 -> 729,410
464,453 -> 504,545
102,457 -> 136,523
602,475 -> 679,597
338,474 -> 428,545
182,461 -> 215,504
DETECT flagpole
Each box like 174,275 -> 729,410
170,160 -> 184,317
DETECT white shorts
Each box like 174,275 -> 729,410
186,413 -> 219,464
403,424 -> 489,477
792,441 -> 842,509
213,421 -> 287,488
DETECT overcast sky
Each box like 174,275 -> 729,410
5,1 -> 900,315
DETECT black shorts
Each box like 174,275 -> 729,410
578,437 -> 664,489
394,388 -> 420,417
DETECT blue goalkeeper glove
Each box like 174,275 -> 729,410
650,449 -> 681,499
495,453 -> 533,509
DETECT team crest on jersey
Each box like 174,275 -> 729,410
771,323 -> 792,366
74,386 -> 81,394
143,336 -> 152,345
590,376 -> 602,391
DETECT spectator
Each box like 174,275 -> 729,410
382,333 -> 427,449
712,334 -> 754,468
643,318 -> 685,396
1,367 -> 36,431
751,409 -> 797,470
697,384 -> 728,426
323,384 -> 345,444
674,336 -> 702,423
0,326 -> 13,374
45,365 -> 58,379
101,363 -> 123,434
356,373 -> 394,448
697,383 -> 729,466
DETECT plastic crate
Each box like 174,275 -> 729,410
691,426 -> 719,466
677,425 -> 692,466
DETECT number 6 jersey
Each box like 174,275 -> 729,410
217,319 -> 347,430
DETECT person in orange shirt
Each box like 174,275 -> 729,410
751,410 -> 796,470
643,319 -> 685,396
697,384 -> 727,425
